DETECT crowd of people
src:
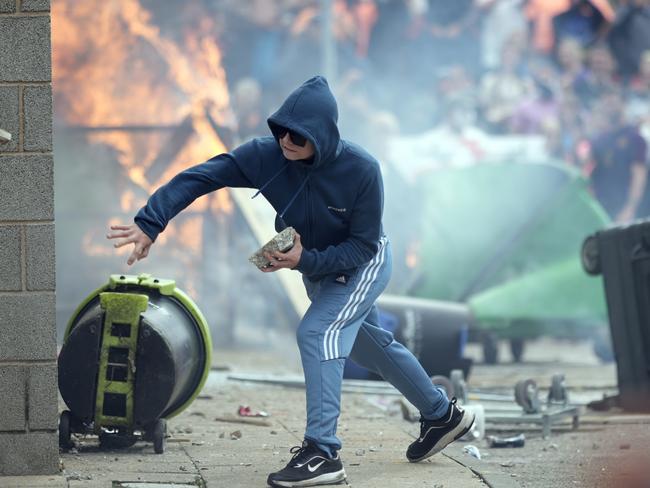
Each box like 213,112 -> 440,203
214,0 -> 650,223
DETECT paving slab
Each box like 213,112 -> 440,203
0,475 -> 67,487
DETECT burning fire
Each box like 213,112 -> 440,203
53,0 -> 235,297
53,0 -> 231,188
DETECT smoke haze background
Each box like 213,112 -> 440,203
51,0 -> 650,360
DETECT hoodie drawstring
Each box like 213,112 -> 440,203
251,161 -> 312,220
251,161 -> 290,200
279,172 -> 311,219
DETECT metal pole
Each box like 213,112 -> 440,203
320,0 -> 337,84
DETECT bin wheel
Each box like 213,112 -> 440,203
581,235 -> 601,275
59,411 -> 74,449
514,379 -> 540,414
482,332 -> 499,364
153,419 -> 167,454
510,338 -> 525,363
430,375 -> 454,398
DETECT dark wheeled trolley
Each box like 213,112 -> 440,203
58,274 -> 212,453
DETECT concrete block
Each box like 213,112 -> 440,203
0,0 -> 16,13
26,224 -> 55,291
0,155 -> 53,220
0,17 -> 51,82
249,227 -> 296,269
0,366 -> 26,431
24,86 -> 52,151
0,293 -> 56,361
0,432 -> 59,475
28,363 -> 58,430
0,86 -> 20,152
21,0 -> 50,11
0,226 -> 22,291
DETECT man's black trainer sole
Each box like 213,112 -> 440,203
267,469 -> 347,487
407,411 -> 476,463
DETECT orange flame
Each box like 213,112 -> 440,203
53,0 -> 231,190
53,0 -> 235,293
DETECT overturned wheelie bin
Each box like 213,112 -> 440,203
58,274 -> 212,453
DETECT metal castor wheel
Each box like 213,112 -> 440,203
514,379 -> 541,414
581,234 -> 601,275
59,410 -> 74,449
152,418 -> 167,454
430,375 -> 455,398
450,369 -> 467,403
548,373 -> 568,405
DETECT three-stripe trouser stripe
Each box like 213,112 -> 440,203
322,237 -> 388,360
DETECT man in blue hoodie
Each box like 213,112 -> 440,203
108,76 -> 474,487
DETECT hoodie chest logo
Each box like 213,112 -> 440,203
327,206 -> 347,213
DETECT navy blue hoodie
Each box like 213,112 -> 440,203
135,76 -> 384,279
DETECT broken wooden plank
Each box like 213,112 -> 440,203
213,414 -> 272,427
145,115 -> 195,184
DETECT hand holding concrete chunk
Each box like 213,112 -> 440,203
249,227 -> 296,269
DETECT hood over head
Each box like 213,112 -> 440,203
268,76 -> 341,168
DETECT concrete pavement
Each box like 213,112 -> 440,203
3,338 -> 649,487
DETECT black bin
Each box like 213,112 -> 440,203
344,294 -> 472,380
583,220 -> 650,411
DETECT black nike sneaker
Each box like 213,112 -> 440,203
267,440 -> 347,487
406,398 -> 475,463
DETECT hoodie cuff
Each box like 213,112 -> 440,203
133,217 -> 160,243
296,248 -> 316,275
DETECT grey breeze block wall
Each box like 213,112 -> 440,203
0,0 -> 58,476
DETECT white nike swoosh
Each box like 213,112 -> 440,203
294,456 -> 326,468
308,460 -> 326,472
418,425 -> 448,442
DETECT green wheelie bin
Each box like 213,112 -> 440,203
58,273 -> 212,453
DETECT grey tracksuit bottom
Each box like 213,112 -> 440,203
299,237 -> 449,457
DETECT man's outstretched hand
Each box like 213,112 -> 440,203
106,224 -> 153,266
262,232 -> 303,273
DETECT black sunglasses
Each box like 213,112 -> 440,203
277,127 -> 307,147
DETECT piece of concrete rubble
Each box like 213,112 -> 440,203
0,129 -> 11,144
249,227 -> 296,269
